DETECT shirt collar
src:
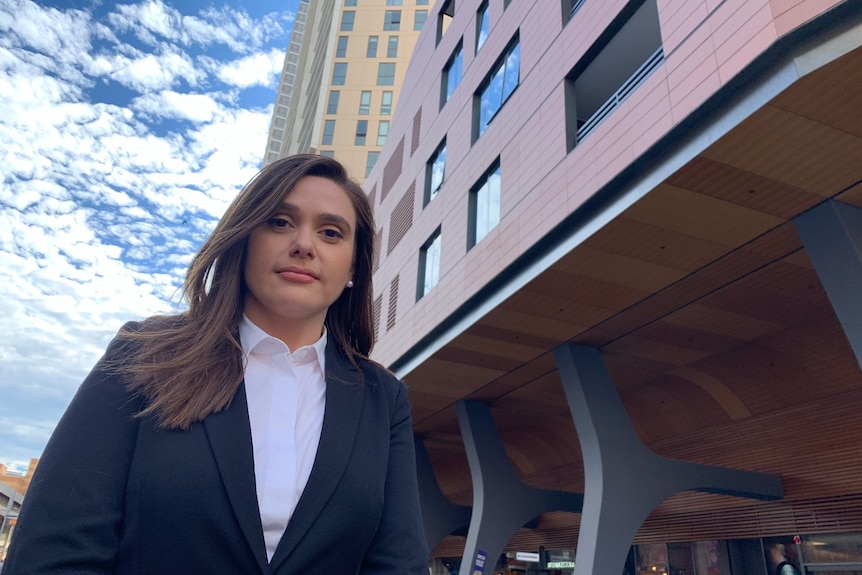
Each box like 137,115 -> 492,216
239,315 -> 327,369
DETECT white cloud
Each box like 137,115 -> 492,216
211,48 -> 285,88
132,90 -> 223,122
0,0 -> 292,466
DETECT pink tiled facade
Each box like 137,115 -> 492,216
363,0 -> 845,367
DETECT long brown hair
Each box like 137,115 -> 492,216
119,154 -> 376,429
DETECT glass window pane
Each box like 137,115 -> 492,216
359,90 -> 371,114
355,120 -> 367,145
322,120 -> 335,145
476,180 -> 489,243
367,36 -> 378,58
332,62 -> 347,85
477,3 -> 489,52
415,10 -> 427,31
341,11 -> 355,31
380,91 -> 393,115
366,151 -> 380,177
377,121 -> 389,146
503,42 -> 520,101
377,62 -> 396,85
387,36 -> 399,57
444,46 -> 462,103
336,36 -> 348,58
384,10 -> 401,30
424,234 -> 441,295
488,166 -> 501,230
327,90 -> 340,114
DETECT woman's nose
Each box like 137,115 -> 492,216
289,226 -> 315,257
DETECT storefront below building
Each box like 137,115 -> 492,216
429,532 -> 862,575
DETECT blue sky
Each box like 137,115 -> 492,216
0,0 -> 300,472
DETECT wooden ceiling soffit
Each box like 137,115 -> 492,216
769,46 -> 862,139
583,217 -> 731,271
665,156 -> 825,219
700,104 -> 862,196
623,183 -> 785,246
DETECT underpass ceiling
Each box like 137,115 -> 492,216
405,45 -> 862,503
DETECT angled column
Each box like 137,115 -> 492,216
414,435 -> 472,554
793,200 -> 862,370
553,343 -> 783,575
456,400 -> 584,575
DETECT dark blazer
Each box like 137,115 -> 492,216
4,328 -> 429,574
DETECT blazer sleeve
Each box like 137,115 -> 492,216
360,377 -> 430,574
3,330 -> 144,574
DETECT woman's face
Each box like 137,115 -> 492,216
243,175 -> 356,344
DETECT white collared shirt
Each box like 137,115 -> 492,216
239,315 -> 327,562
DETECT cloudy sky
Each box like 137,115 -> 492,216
0,0 -> 300,472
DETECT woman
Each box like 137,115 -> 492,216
3,154 -> 429,574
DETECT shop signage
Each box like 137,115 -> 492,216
472,550 -> 487,575
516,552 -> 541,563
548,561 -> 576,568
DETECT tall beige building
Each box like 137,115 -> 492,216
264,0 -> 431,184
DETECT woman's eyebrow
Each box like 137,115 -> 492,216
275,202 -> 353,234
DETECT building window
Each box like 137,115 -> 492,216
322,120 -> 335,145
425,139 -> 446,205
377,62 -> 396,85
441,41 -> 462,108
336,35 -> 348,58
476,1 -> 489,53
377,121 -> 390,146
384,10 -> 401,31
387,36 -> 399,57
563,0 -> 587,24
415,9 -> 427,30
387,0 -> 402,4
381,91 -> 393,115
327,90 -> 340,114
418,230 -> 442,300
417,0 -> 429,4
355,120 -> 368,145
565,0 -> 663,148
341,11 -> 355,31
366,151 -> 380,177
469,160 -> 501,248
436,0 -> 454,44
475,35 -> 520,139
367,35 -> 378,58
320,150 -> 335,158
344,0 -> 357,5
359,91 -> 372,115
332,62 -> 348,85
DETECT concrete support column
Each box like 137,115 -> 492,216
457,400 -> 584,575
414,434 -> 472,554
553,342 -> 783,575
793,200 -> 862,370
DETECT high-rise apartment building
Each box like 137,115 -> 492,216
361,0 -> 862,573
264,0 -> 431,184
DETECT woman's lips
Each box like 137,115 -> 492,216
277,268 -> 317,283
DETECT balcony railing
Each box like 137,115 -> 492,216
577,46 -> 664,142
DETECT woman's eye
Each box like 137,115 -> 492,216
267,217 -> 291,230
321,228 -> 344,240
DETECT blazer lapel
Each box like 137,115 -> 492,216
268,345 -> 365,571
202,382 -> 269,572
